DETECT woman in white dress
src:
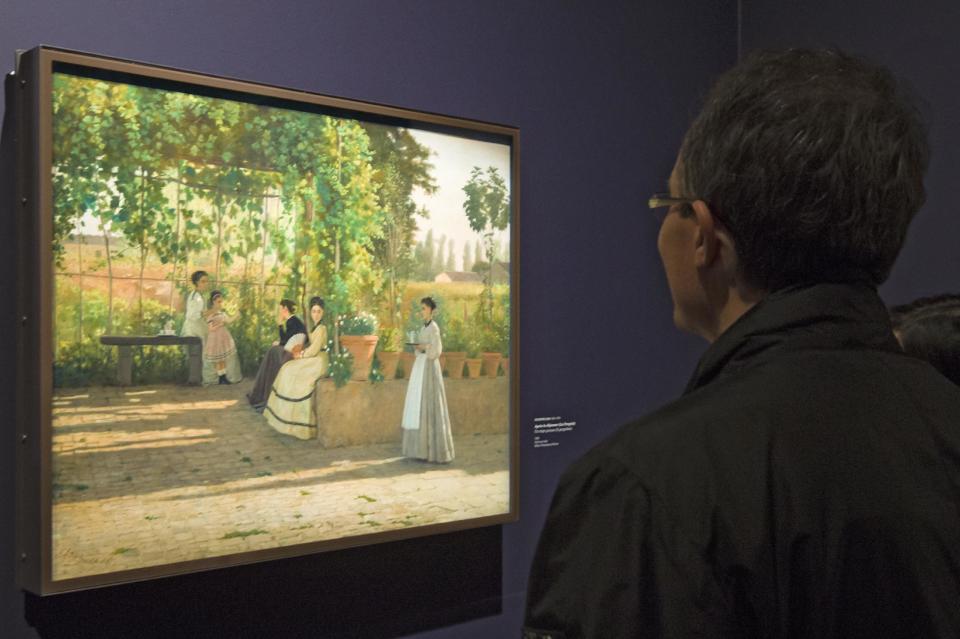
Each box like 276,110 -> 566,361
401,297 -> 455,463
181,270 -> 218,384
264,297 -> 330,440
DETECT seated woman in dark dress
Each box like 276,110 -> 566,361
247,299 -> 307,411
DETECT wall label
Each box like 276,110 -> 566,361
533,415 -> 576,448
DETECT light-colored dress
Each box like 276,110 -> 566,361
264,324 -> 330,440
181,290 -> 218,385
181,291 -> 208,340
401,321 -> 455,462
204,311 -> 242,383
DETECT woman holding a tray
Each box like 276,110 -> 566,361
400,297 -> 455,463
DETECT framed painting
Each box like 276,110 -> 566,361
13,46 -> 519,594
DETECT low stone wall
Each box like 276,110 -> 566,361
314,376 -> 509,448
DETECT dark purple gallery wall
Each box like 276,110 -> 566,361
741,0 -> 960,305
1,1 -> 735,637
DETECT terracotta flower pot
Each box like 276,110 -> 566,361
464,358 -> 483,379
480,352 -> 502,379
340,335 -> 379,381
378,351 -> 401,379
444,352 -> 466,379
399,351 -> 416,378
500,357 -> 510,376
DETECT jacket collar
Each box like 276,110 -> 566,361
684,282 -> 901,394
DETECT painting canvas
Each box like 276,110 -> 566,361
16,47 -> 517,592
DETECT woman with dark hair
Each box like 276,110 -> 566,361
891,294 -> 960,385
181,270 -> 220,384
182,270 -> 209,341
247,299 -> 307,410
400,296 -> 454,462
264,297 -> 330,439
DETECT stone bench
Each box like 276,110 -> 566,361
99,335 -> 203,386
313,376 -> 510,448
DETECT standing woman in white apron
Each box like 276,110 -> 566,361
401,297 -> 455,463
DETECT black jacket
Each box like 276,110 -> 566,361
524,283 -> 960,639
279,315 -> 307,346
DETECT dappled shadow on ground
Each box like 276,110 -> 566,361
158,456 -> 450,501
52,383 -> 510,505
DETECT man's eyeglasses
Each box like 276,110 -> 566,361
648,193 -> 729,230
648,193 -> 697,211
648,193 -> 697,221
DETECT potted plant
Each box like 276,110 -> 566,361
441,318 -> 467,379
338,312 -> 379,381
463,323 -> 483,379
479,325 -> 503,379
377,327 -> 401,380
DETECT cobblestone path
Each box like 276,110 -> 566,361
51,382 -> 510,581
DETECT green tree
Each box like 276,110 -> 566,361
446,239 -> 456,272
435,234 -> 447,275
420,229 -> 435,281
462,166 -> 510,314
362,125 -> 436,328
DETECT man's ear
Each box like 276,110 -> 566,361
693,200 -> 739,281
691,200 -> 720,268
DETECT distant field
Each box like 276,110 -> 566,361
56,241 -> 280,310
56,241 -> 502,321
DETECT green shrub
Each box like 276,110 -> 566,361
329,350 -> 353,388
441,318 -> 468,352
378,327 -> 400,352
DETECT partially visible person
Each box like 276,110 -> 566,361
524,49 -> 960,638
181,270 -> 219,384
247,299 -> 307,411
181,270 -> 209,342
891,294 -> 960,385
264,296 -> 330,439
400,297 -> 454,463
204,290 -> 242,385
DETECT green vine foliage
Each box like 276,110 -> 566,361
50,72 -> 505,387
